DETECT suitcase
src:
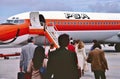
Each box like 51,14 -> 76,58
24,72 -> 31,79
17,72 -> 25,79
17,72 -> 31,79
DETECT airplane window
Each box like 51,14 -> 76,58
79,22 -> 82,24
14,20 -> 19,23
16,17 -> 19,19
68,22 -> 70,24
111,22 -> 114,24
50,22 -> 52,24
19,20 -> 24,24
97,22 -> 99,24
85,22 -> 88,24
92,22 -> 94,24
6,20 -> 24,24
74,22 -> 76,24
91,22 -> 94,24
64,22 -> 66,24
12,17 -> 15,19
95,22 -> 97,24
54,21 -> 56,24
58,22 -> 61,24
6,20 -> 13,23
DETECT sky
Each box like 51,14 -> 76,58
0,0 -> 120,23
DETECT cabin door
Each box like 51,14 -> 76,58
30,12 -> 45,27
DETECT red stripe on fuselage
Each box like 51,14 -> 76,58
46,19 -> 120,31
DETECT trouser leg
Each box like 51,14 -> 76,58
94,71 -> 100,79
100,71 -> 106,79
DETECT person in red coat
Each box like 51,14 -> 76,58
67,42 -> 75,52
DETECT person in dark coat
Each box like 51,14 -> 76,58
46,34 -> 79,79
90,40 -> 102,51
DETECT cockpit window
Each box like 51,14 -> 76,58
6,20 -> 24,24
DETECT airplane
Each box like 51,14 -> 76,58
0,11 -> 120,52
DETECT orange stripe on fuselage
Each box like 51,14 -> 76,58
46,19 -> 120,31
0,20 -> 29,41
29,29 -> 45,35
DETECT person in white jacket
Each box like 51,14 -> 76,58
75,40 -> 88,76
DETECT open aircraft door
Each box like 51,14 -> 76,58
30,12 -> 46,28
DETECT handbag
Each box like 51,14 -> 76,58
40,66 -> 46,74
17,72 -> 25,79
40,58 -> 47,74
87,57 -> 92,63
17,72 -> 31,79
24,72 -> 32,79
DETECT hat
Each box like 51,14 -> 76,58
27,37 -> 34,42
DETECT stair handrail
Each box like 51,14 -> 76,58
45,25 -> 59,48
46,22 -> 58,31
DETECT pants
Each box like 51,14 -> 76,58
93,71 -> 106,79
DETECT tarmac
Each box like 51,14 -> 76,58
0,45 -> 120,79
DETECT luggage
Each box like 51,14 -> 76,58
17,72 -> 25,79
17,72 -> 31,79
40,67 -> 46,74
24,72 -> 31,79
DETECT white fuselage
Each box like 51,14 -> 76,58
7,11 -> 120,43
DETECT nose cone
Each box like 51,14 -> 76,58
0,21 -> 29,41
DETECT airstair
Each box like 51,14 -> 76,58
44,25 -> 59,48
30,12 -> 59,48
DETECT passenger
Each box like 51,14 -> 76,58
48,43 -> 56,52
20,37 -> 37,72
46,34 -> 80,79
27,46 -> 45,79
87,43 -> 109,79
67,38 -> 75,52
74,39 -> 80,48
75,40 -> 88,76
90,40 -> 102,51
47,43 -> 56,58
70,37 -> 74,44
